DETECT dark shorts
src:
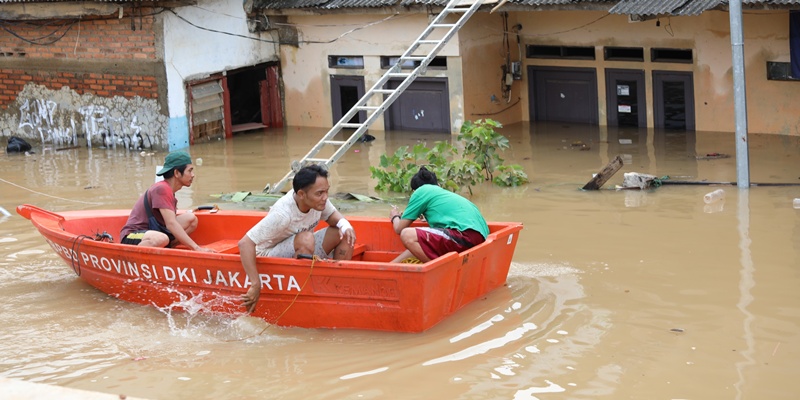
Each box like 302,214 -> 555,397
121,230 -> 176,247
121,231 -> 146,245
416,227 -> 485,260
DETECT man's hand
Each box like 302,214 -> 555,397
241,286 -> 261,313
195,247 -> 218,253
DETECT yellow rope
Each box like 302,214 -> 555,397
229,255 -> 317,341
400,257 -> 422,264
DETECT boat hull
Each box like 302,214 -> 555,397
18,204 -> 522,333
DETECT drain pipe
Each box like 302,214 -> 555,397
729,0 -> 751,188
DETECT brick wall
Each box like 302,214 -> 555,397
0,70 -> 158,106
0,10 -> 160,108
0,13 -> 157,60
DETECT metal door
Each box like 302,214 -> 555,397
653,71 -> 695,130
605,69 -> 646,127
528,66 -> 598,124
385,78 -> 450,133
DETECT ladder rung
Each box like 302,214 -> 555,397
418,40 -> 441,44
373,89 -> 395,94
324,140 -> 347,145
305,158 -> 329,163
387,73 -> 412,77
431,24 -> 456,28
400,56 -> 426,61
341,123 -> 362,129
355,106 -> 379,110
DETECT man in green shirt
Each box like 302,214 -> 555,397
388,167 -> 489,263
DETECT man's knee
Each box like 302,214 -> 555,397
399,228 -> 417,246
178,212 -> 198,233
294,231 -> 315,253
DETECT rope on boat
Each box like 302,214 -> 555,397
0,177 -> 104,205
67,232 -> 113,276
69,235 -> 93,276
229,255 -> 319,342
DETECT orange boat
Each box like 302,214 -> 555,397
17,204 -> 523,333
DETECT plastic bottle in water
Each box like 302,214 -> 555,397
793,198 -> 800,209
703,189 -> 725,204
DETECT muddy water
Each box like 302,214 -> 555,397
1,123 -> 799,399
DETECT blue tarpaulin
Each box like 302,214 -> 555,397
791,11 -> 800,78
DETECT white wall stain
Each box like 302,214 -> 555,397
1,83 -> 168,150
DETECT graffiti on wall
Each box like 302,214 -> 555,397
77,104 -> 146,149
2,83 -> 168,150
18,98 -> 78,146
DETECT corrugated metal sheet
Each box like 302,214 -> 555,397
315,0 -> 399,8
609,0 -> 688,15
0,0 -> 158,2
674,0 -> 721,16
252,0 -> 800,11
514,0 -> 610,4
744,0 -> 800,4
610,0 -> 800,17
399,0 -> 450,5
256,0 -> 403,9
253,0 -> 613,9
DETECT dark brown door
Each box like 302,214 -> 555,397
605,69 -> 646,127
653,71 -> 695,130
330,75 -> 365,125
262,65 -> 283,128
529,66 -> 598,124
385,78 -> 450,133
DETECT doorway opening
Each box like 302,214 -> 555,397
228,67 -> 265,132
653,71 -> 695,130
227,63 -> 282,134
330,75 -> 366,125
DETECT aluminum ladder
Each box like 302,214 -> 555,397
266,0 -> 484,193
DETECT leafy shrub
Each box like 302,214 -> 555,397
369,119 -> 528,194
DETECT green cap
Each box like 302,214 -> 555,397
156,151 -> 192,176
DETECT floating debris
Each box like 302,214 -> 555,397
694,153 -> 731,160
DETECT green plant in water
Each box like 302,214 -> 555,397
493,164 -> 529,187
458,119 -> 509,181
369,118 -> 527,194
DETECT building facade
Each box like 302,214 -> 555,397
1,0 -> 798,152
252,0 -> 800,137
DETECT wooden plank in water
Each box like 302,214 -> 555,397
582,155 -> 623,190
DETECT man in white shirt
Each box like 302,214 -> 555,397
238,164 -> 356,312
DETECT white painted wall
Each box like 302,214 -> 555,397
162,0 -> 279,150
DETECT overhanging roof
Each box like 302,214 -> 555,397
609,0 -> 800,16
250,0 -> 799,13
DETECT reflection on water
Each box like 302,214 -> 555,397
1,122 -> 800,399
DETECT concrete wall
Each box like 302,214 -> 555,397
163,0 -> 279,149
277,13 -> 465,133
459,11 -> 525,127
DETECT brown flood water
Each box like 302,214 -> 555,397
1,122 -> 799,399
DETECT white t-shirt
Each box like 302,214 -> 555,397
246,189 -> 336,256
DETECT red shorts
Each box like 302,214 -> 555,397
416,227 -> 485,260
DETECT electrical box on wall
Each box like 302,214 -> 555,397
511,62 -> 522,80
